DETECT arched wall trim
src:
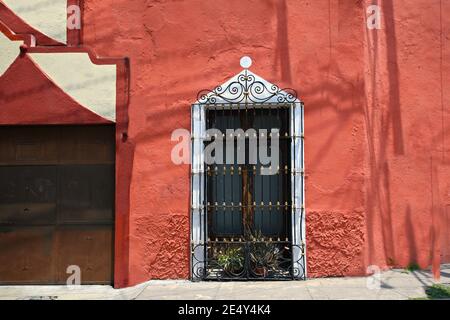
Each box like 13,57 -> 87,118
0,0 -> 83,46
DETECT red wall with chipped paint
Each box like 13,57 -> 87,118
1,0 -> 449,287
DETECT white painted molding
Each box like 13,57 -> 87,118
30,53 -> 117,122
0,31 -> 22,76
3,0 -> 68,43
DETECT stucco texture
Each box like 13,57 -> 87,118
71,0 -> 448,285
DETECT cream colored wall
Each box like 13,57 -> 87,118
30,53 -> 117,122
0,32 -> 21,76
3,0 -> 67,43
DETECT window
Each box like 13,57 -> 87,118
206,105 -> 291,239
191,65 -> 305,280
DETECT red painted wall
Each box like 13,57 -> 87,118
1,0 -> 448,287
79,0 -> 449,286
0,55 -> 112,125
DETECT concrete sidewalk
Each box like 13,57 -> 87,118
1,265 -> 449,300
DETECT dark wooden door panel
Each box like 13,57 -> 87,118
0,166 -> 57,225
0,125 -> 115,285
56,226 -> 113,284
58,165 -> 114,224
0,227 -> 55,284
58,126 -> 115,164
0,126 -> 115,166
0,127 -> 59,165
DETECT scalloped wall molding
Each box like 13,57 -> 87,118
30,52 -> 117,122
3,0 -> 67,43
0,31 -> 21,76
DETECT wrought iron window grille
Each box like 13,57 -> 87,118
191,60 -> 305,281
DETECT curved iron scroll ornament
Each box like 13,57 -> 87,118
196,70 -> 299,105
192,241 -> 306,280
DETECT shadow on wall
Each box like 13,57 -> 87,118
383,0 -> 405,156
362,0 -> 405,270
299,1 -> 368,276
83,0 -> 449,280
274,0 -> 292,84
364,0 -> 449,272
405,205 -> 418,266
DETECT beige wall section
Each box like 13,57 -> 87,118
30,53 -> 117,122
0,32 -> 22,76
3,0 -> 67,43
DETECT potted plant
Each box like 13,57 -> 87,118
249,231 -> 282,277
216,247 -> 244,275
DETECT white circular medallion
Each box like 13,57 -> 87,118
240,56 -> 252,69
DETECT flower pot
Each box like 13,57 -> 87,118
254,266 -> 268,277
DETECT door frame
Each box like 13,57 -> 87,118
0,22 -> 131,286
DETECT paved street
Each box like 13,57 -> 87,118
1,265 -> 449,300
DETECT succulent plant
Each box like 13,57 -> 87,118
216,247 -> 244,273
249,230 -> 282,273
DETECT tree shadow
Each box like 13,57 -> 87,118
63,0 -> 439,281
274,0 -> 292,84
383,0 -> 405,156
363,0 -> 408,269
405,204 -> 418,265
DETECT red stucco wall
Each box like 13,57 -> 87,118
1,0 -> 448,287
0,55 -> 113,125
79,0 -> 449,286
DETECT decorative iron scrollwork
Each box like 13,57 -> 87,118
192,240 -> 305,281
196,70 -> 299,105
